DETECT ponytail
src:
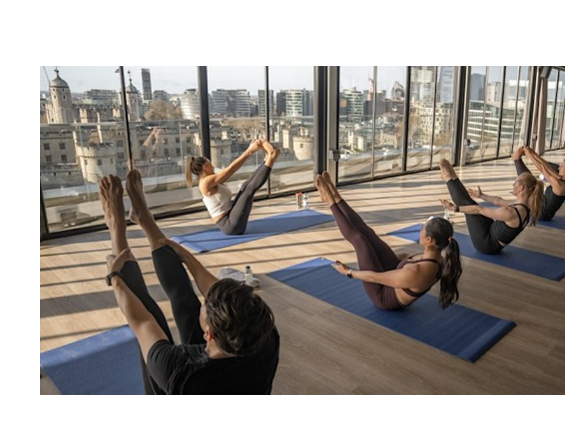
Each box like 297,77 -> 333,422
425,217 -> 463,309
518,173 -> 544,226
185,156 -> 208,187
439,238 -> 462,309
528,179 -> 544,226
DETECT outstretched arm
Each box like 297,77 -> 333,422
107,249 -> 168,362
331,261 -> 419,289
466,186 -> 512,207
200,140 -> 263,194
162,239 -> 219,297
440,198 -> 515,220
525,147 -> 564,192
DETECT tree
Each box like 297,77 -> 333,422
145,100 -> 182,121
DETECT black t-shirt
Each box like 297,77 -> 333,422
147,327 -> 280,395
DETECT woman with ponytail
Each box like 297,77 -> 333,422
185,139 -> 280,235
438,158 -> 544,254
316,172 -> 462,310
513,146 -> 565,221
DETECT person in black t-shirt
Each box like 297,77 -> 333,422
100,170 -> 279,395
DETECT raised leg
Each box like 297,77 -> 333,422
126,169 -> 203,344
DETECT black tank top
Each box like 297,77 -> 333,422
490,203 -> 530,245
396,255 -> 441,298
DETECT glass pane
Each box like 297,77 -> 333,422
40,66 -> 128,233
268,66 -> 315,194
551,70 -> 564,150
499,66 -> 519,158
207,66 -> 267,195
432,66 -> 457,167
407,66 -> 436,171
545,69 -> 558,151
514,66 -> 531,149
373,67 -> 406,176
124,66 -> 201,215
482,66 -> 502,160
465,66 -> 486,163
338,66 -> 374,183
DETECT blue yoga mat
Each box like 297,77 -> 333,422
40,325 -> 144,395
387,224 -> 565,281
537,216 -> 565,230
172,209 -> 334,253
267,258 -> 515,362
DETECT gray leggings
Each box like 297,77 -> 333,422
216,163 -> 272,235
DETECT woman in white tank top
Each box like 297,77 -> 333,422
185,139 -> 280,235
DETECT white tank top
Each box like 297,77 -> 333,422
202,184 -> 232,218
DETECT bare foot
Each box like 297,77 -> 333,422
439,159 -> 457,181
262,141 -> 281,159
99,175 -> 126,230
125,169 -> 151,224
315,174 -> 335,206
322,171 -> 341,201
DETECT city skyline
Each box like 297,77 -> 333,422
40,66 -> 411,97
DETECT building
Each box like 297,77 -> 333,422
211,89 -> 251,117
470,73 -> 485,101
258,89 -> 274,117
341,88 -> 364,122
46,69 -> 74,124
180,89 -> 200,119
153,90 -> 170,102
122,76 -> 141,122
141,68 -> 152,101
40,97 -> 48,124
276,91 -> 286,116
82,89 -> 119,105
284,89 -> 314,117
410,66 -> 435,103
438,67 -> 456,103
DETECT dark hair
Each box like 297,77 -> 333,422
425,217 -> 462,309
185,156 -> 209,186
205,278 -> 275,356
517,173 -> 544,226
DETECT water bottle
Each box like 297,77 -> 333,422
443,208 -> 450,220
303,192 -> 309,209
244,265 -> 254,286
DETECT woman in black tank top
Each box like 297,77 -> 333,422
438,159 -> 544,254
315,172 -> 462,311
514,147 -> 565,221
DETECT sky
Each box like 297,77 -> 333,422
40,66 -> 410,96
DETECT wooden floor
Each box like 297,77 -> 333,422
40,151 -> 565,394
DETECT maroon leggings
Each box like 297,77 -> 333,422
330,200 -> 403,310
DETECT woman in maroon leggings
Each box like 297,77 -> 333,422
315,172 -> 462,310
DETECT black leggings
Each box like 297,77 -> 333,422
446,178 -> 502,254
514,159 -> 564,221
216,163 -> 272,235
330,200 -> 403,310
120,245 -> 203,394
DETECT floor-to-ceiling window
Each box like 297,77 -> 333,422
547,68 -> 564,150
40,66 -> 129,233
513,66 -> 531,150
268,66 -> 316,194
125,66 -> 201,215
553,70 -> 565,150
338,66 -> 374,182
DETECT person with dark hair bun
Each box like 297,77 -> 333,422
100,170 -> 279,395
315,172 -> 462,310
186,139 -> 280,235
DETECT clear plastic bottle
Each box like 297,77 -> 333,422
244,265 -> 253,286
303,192 -> 309,209
443,208 -> 450,221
